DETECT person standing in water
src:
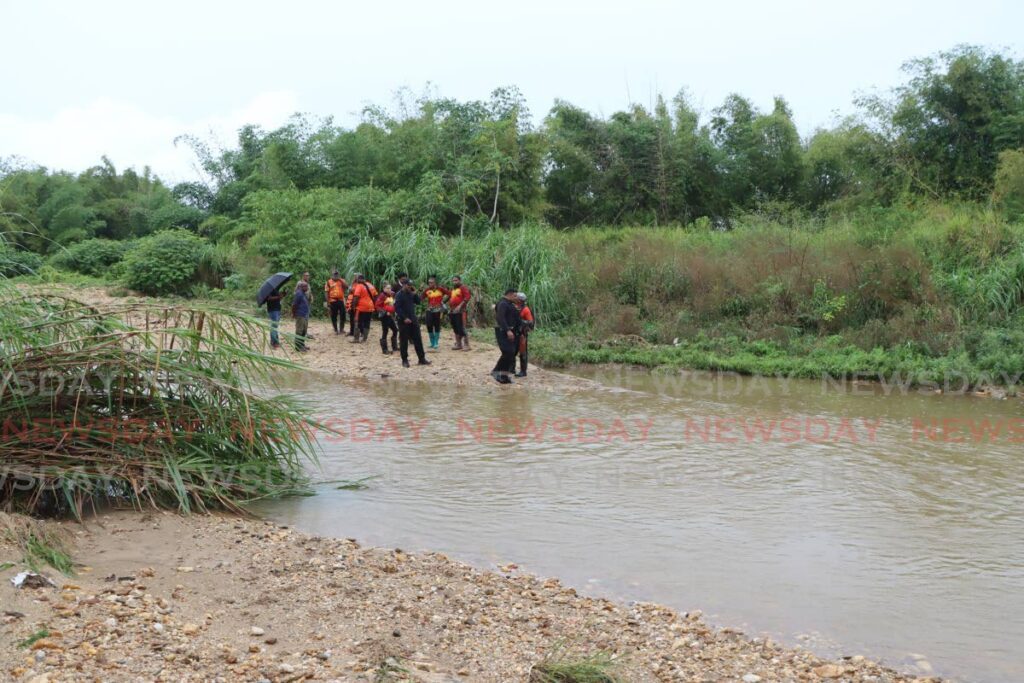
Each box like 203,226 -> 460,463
492,288 -> 521,384
423,276 -> 448,350
515,292 -> 534,377
375,284 -> 399,354
393,280 -> 431,368
324,270 -> 348,335
448,275 -> 472,350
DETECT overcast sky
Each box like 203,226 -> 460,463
2,0 -> 1020,183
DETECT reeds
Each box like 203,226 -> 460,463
0,284 -> 319,517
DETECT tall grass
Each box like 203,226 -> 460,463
0,282 -> 320,517
267,223 -> 577,326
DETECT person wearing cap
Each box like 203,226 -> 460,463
393,280 -> 431,368
491,288 -> 521,384
514,292 -> 534,377
324,270 -> 348,335
291,280 -> 311,352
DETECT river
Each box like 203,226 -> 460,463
254,366 -> 1024,682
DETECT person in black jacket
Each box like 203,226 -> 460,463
492,289 -> 521,384
393,281 -> 431,368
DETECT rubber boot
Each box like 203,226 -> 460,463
452,336 -> 463,351
516,353 -> 528,377
431,331 -> 439,349
380,337 -> 389,354
391,335 -> 398,352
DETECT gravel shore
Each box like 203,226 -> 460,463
2,511 -> 936,683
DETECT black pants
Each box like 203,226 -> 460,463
380,316 -> 398,351
518,334 -> 529,374
493,328 -> 519,374
425,309 -> 442,334
357,311 -> 373,335
329,300 -> 345,332
399,321 -> 427,363
348,308 -> 356,334
450,309 -> 467,338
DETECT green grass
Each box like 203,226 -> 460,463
530,649 -> 621,683
17,628 -> 50,649
530,330 -> 1018,391
24,533 -> 75,575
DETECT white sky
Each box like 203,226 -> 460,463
2,0 -> 1021,184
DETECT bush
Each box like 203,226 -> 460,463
993,149 -> 1024,222
0,246 -> 43,277
51,238 -> 129,276
123,230 -> 208,296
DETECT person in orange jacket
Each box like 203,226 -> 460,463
375,285 -> 398,354
348,273 -> 378,343
324,270 -> 348,335
423,276 -> 449,350
447,275 -> 472,350
515,292 -> 535,377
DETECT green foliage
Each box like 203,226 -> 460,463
50,238 -> 129,276
0,244 -> 43,277
993,148 -> 1024,221
122,229 -> 208,295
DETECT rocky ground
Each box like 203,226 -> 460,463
1,511 -> 936,683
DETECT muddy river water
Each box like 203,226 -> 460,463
256,367 -> 1024,682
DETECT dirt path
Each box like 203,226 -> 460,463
1,511 -> 931,683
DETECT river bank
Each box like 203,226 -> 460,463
1,511 -> 935,683
1,285 -> 951,681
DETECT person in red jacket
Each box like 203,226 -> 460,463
447,275 -> 472,350
375,285 -> 398,354
515,292 -> 534,377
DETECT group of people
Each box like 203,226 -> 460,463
266,270 -> 534,382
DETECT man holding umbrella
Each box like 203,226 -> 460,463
257,272 -> 292,349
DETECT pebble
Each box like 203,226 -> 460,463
742,675 -> 762,683
250,626 -> 265,636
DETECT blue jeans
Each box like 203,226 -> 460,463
267,309 -> 281,346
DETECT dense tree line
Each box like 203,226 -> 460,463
2,45 -> 1023,254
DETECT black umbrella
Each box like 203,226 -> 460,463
257,272 -> 292,306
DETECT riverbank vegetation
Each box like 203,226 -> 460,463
3,45 -> 1024,387
0,283 -> 320,517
